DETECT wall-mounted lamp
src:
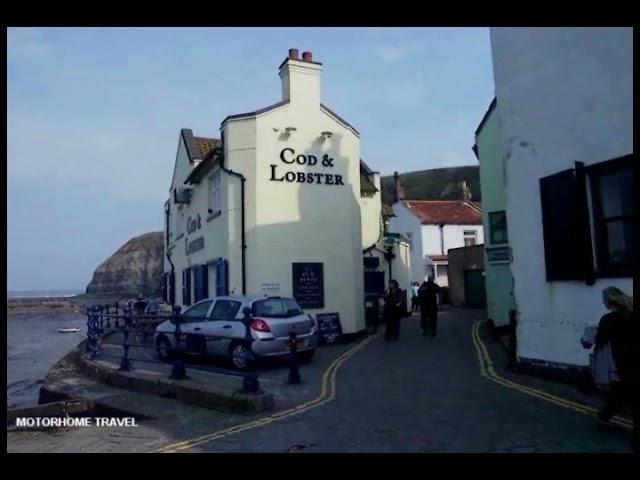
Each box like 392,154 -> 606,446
321,131 -> 333,139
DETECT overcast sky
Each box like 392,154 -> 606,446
7,27 -> 495,291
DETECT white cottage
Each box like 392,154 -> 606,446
389,174 -> 483,286
490,27 -> 633,370
163,49 -> 390,335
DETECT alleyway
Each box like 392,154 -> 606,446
158,308 -> 633,453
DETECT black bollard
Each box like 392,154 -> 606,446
119,307 -> 132,372
170,305 -> 189,380
288,330 -> 301,384
241,373 -> 261,394
240,307 -> 255,371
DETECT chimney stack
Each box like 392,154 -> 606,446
279,48 -> 322,107
461,181 -> 472,202
393,172 -> 405,203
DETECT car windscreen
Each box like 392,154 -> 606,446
252,298 -> 303,318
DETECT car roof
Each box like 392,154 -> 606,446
208,295 -> 295,303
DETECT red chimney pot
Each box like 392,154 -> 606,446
302,51 -> 313,62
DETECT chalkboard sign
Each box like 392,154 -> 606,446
316,313 -> 343,345
292,263 -> 324,309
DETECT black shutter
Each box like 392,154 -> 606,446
193,265 -> 209,302
539,168 -> 589,281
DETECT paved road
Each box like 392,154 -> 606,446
8,308 -> 633,453
168,308 -> 632,453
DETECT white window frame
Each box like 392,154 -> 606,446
463,230 -> 477,247
208,170 -> 222,216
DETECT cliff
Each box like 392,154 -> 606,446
85,232 -> 164,297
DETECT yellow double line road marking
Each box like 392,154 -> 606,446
472,320 -> 633,430
153,332 -> 378,453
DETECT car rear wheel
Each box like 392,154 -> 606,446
297,349 -> 315,364
230,342 -> 252,371
156,336 -> 173,361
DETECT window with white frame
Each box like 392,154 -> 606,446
463,230 -> 477,247
208,170 -> 222,216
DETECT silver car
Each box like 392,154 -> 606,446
154,295 -> 318,369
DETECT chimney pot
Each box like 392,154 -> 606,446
302,51 -> 313,62
288,48 -> 299,60
393,172 -> 405,203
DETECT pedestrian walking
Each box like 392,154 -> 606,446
383,279 -> 403,342
411,282 -> 420,313
418,275 -> 440,338
591,287 -> 636,437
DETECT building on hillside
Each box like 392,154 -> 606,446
488,27 -> 633,371
447,244 -> 486,308
472,97 -> 516,329
389,173 -> 484,286
163,49 -> 392,335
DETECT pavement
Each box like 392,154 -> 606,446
7,308 -> 635,453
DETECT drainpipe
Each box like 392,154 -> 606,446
439,224 -> 445,255
219,154 -> 247,295
164,202 -> 175,305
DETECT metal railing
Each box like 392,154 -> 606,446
85,302 -> 306,394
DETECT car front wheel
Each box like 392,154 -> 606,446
230,342 -> 252,371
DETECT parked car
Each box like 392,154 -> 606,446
154,295 -> 318,370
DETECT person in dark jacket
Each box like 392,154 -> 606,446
594,287 -> 636,434
418,275 -> 440,338
383,279 -> 403,342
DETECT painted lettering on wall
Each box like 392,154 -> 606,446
187,214 -> 202,234
270,148 -> 344,186
185,237 -> 205,255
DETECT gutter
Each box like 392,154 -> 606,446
218,153 -> 247,295
164,202 -> 175,305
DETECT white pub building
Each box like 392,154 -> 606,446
163,49 -> 395,335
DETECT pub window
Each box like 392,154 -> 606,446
208,170 -> 222,215
489,211 -> 508,245
463,230 -> 477,247
176,208 -> 184,237
589,156 -> 633,276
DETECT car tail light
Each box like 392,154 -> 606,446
308,315 -> 316,328
250,318 -> 271,333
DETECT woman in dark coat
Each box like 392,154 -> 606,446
383,280 -> 403,342
594,287 -> 636,430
